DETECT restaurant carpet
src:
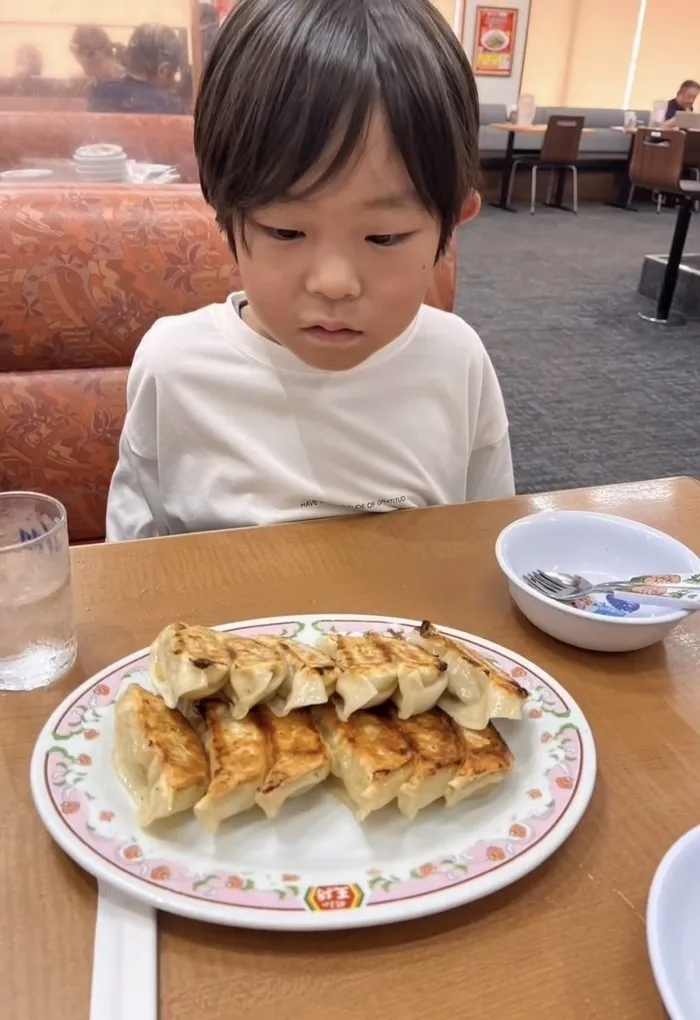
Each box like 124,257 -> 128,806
455,203 -> 700,494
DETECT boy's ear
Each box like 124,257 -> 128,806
459,191 -> 482,224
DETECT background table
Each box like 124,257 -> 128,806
489,122 -> 598,212
0,157 -> 181,186
2,477 -> 700,1019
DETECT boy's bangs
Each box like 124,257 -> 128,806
195,0 -> 481,255
244,89 -> 377,209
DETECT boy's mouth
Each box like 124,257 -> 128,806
302,324 -> 364,344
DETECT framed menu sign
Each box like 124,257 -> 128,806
473,7 -> 518,77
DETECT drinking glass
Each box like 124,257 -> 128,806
0,492 -> 77,691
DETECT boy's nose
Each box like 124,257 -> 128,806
305,255 -> 361,301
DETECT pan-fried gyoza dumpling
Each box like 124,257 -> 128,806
258,638 -> 338,716
319,633 -> 399,719
412,621 -> 528,729
149,622 -> 230,709
313,703 -> 414,821
193,701 -> 269,834
393,707 -> 463,820
225,635 -> 287,719
387,635 -> 448,719
444,722 -> 514,807
255,706 -> 330,819
320,632 -> 446,721
113,684 -> 209,827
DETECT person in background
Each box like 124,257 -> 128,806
13,44 -> 44,81
70,25 -> 125,110
88,24 -> 185,115
200,2 -> 221,66
664,79 -> 700,126
106,0 -> 513,542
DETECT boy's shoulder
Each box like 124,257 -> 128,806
134,300 -> 231,371
414,304 -> 486,359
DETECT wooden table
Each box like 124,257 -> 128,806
488,122 -> 597,212
3,477 -> 700,1019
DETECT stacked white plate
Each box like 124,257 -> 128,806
72,144 -> 128,183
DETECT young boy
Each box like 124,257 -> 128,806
106,0 -> 514,542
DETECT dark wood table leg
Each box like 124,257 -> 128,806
640,197 -> 692,323
544,167 -> 569,210
553,168 -> 566,208
489,130 -> 518,212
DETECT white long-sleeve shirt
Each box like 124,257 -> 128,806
106,294 -> 514,541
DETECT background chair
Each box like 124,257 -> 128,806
628,129 -> 699,323
506,115 -> 584,214
682,129 -> 700,212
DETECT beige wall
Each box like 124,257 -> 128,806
522,0 -> 700,111
431,0 -> 458,27
630,0 -> 700,109
522,0 -> 638,108
520,0 -> 577,106
0,0 -> 191,77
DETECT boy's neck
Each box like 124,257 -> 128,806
240,301 -> 281,346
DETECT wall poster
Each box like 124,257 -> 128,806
473,7 -> 518,77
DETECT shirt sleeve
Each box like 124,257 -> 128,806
465,346 -> 515,501
106,334 -> 167,541
465,433 -> 515,501
105,432 -> 166,541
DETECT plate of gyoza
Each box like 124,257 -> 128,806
30,614 -> 596,930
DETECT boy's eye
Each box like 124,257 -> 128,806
367,233 -> 413,247
261,226 -> 305,241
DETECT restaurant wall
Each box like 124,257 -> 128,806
521,0 -> 639,108
522,0 -> 700,111
462,0 -> 532,107
0,0 -> 192,77
630,0 -> 700,110
431,0 -> 458,27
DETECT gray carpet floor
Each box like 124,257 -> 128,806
455,203 -> 700,494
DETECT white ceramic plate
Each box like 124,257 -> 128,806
0,168 -> 54,180
30,614 -> 596,931
647,825 -> 700,1019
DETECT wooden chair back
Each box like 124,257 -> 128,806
630,129 -> 685,192
682,129 -> 700,168
540,116 -> 585,164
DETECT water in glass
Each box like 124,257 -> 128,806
0,492 -> 77,691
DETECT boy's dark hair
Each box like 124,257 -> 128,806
194,0 -> 480,260
679,80 -> 700,92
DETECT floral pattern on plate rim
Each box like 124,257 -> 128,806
42,616 -> 586,915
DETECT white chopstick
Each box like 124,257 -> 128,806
90,883 -> 158,1020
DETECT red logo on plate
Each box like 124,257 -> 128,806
305,884 -> 364,911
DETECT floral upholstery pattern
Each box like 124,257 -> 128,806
1,111 -> 198,182
0,369 -> 126,543
0,187 -> 241,372
0,184 -> 456,542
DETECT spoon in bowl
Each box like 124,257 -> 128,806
524,570 -> 700,610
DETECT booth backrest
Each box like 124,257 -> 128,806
0,185 -> 457,543
0,111 -> 198,183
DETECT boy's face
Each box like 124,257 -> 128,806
233,115 -> 470,371
679,86 -> 699,110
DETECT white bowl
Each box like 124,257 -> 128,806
73,144 -> 126,162
495,510 -> 700,652
647,825 -> 700,1019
